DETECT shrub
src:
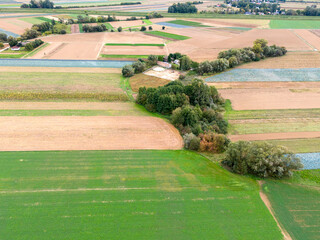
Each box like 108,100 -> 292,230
0,42 -> 4,48
199,133 -> 230,153
122,65 -> 135,77
228,56 -> 238,68
60,29 -> 66,34
25,43 -> 34,51
132,61 -> 146,73
147,55 -> 158,65
162,26 -> 165,30
8,37 -> 18,47
117,26 -> 123,32
224,141 -> 303,178
140,26 -> 146,31
180,55 -> 192,71
0,33 -> 7,42
183,133 -> 200,150
148,26 -> 153,30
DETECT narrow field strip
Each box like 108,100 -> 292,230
105,43 -> 165,46
0,116 -> 183,151
229,132 -> 320,141
145,31 -> 190,40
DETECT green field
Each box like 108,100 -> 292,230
270,20 -> 320,29
105,43 -> 165,46
168,20 -> 210,27
147,31 -> 190,40
20,17 -> 48,24
34,16 -> 52,22
0,72 -> 128,101
79,23 -> 83,33
0,150 -> 283,240
263,170 -> 320,240
103,22 -> 114,31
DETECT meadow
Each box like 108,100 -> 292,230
167,20 -> 210,27
0,150 -> 283,240
263,171 -> 320,240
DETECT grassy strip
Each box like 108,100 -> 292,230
168,19 -> 210,27
35,16 -> 52,22
120,76 -> 134,101
105,43 -> 165,46
104,22 -> 114,31
100,54 -> 149,59
22,43 -> 49,58
146,31 -> 190,40
78,23 -> 83,33
256,138 -> 320,153
0,53 -> 26,59
20,17 -> 46,24
0,108 -> 150,116
143,19 -> 153,25
0,92 -> 129,101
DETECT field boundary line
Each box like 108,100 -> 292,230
291,29 -> 318,51
97,42 -> 105,59
259,181 -> 292,240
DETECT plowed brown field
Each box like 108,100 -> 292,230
0,116 -> 183,151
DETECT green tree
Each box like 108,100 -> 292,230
180,55 -> 192,71
122,65 -> 134,77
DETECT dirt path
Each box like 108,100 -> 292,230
258,181 -> 292,240
229,132 -> 320,141
0,116 -> 183,151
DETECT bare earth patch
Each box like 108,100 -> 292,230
0,116 -> 183,151
230,132 -> 320,141
218,87 -> 320,110
144,66 -> 180,81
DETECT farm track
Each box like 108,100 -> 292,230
229,132 -> 320,141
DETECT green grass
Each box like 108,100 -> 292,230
0,72 -> 128,101
168,19 -> 210,27
263,172 -> 320,240
256,138 -> 320,153
100,54 -> 150,59
105,43 -> 165,46
0,53 -> 26,59
20,17 -> 47,24
270,20 -> 320,29
34,16 -> 52,22
79,23 -> 83,33
229,119 -> 320,134
146,31 -> 190,40
103,22 -> 114,31
0,150 -> 283,240
143,19 -> 152,25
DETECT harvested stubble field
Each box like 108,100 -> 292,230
263,174 -> 320,240
0,150 -> 283,239
101,45 -> 167,57
0,72 -> 128,101
0,18 -> 32,35
0,116 -> 182,151
129,73 -> 170,92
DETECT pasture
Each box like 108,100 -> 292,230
167,20 -> 210,27
0,150 -> 282,240
263,172 -> 320,240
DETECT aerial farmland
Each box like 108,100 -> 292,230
0,0 -> 319,239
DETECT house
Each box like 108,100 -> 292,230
11,46 -> 20,51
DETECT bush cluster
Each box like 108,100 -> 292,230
21,0 -> 54,8
25,39 -> 44,51
146,12 -> 163,19
197,39 -> 287,75
223,141 -> 303,178
137,79 -> 228,152
168,2 -> 198,13
82,24 -> 107,32
77,15 -> 117,23
122,55 -> 159,77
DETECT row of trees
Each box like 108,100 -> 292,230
82,24 -> 107,33
168,2 -> 198,13
21,0 -> 54,8
122,55 -> 159,77
197,39 -> 287,75
77,15 -> 117,24
24,39 -> 44,51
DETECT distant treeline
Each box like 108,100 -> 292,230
168,2 -> 198,13
21,0 -> 54,8
63,2 -> 141,9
